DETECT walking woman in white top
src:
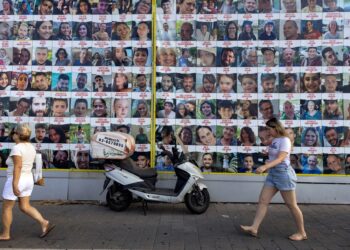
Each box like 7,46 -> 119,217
0,124 -> 55,241
240,118 -> 307,241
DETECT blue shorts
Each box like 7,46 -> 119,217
264,167 -> 297,191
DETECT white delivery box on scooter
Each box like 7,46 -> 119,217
91,132 -> 135,159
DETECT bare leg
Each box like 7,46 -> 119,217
0,200 -> 16,239
280,190 -> 307,240
18,196 -> 49,233
241,186 -> 278,235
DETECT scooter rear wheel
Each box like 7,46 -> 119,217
106,186 -> 132,212
185,188 -> 210,214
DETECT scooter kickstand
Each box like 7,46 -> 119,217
142,199 -> 148,216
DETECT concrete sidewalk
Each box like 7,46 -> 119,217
0,201 -> 349,249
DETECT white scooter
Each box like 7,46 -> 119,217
91,132 -> 210,214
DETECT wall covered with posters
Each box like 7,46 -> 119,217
0,0 -> 349,177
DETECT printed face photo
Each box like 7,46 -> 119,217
52,73 -> 71,91
32,72 -> 51,91
113,98 -> 131,118
157,73 -> 175,92
31,97 -> 48,117
71,99 -> 89,118
51,99 -> 68,117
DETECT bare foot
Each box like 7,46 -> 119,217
288,233 -> 308,241
240,225 -> 258,237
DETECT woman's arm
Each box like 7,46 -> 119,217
255,151 -> 288,174
12,155 -> 22,196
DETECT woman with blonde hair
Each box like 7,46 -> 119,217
156,48 -> 176,67
0,124 -> 55,240
240,118 -> 306,241
113,22 -> 131,40
301,127 -> 320,147
133,100 -> 150,118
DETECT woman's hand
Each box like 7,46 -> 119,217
12,184 -> 20,196
255,165 -> 267,174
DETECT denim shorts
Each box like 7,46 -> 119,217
264,167 -> 297,191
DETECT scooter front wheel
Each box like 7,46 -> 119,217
185,187 -> 210,214
106,185 -> 132,212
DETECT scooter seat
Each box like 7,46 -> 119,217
118,158 -> 157,179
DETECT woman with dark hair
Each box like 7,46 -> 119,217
133,0 -> 152,14
239,126 -> 256,146
238,20 -> 257,41
55,48 -> 71,66
48,125 -> 67,143
0,0 -> 15,15
17,1 -> 31,15
32,21 -> 54,40
301,73 -> 321,93
178,126 -> 193,145
13,73 -> 29,90
74,22 -> 92,40
118,0 -> 132,14
0,72 -> 11,91
160,126 -> 174,145
241,118 -> 306,241
91,98 -> 108,117
53,0 -> 66,14
91,52 -> 103,66
18,48 -> 31,65
112,73 -> 131,92
224,21 -> 238,40
176,103 -> 191,119
112,47 -> 132,66
54,22 -> 72,40
200,100 -> 216,119
196,126 -> 216,146
76,0 -> 92,14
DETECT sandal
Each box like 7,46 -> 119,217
40,222 -> 56,238
288,233 -> 308,241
